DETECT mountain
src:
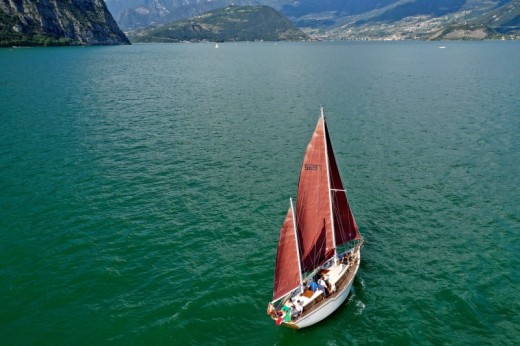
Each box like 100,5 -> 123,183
323,0 -> 520,40
105,0 -> 295,30
106,0 -> 519,40
0,0 -> 129,46
428,0 -> 520,40
128,5 -> 307,42
471,0 -> 520,33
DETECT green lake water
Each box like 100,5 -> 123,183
1,41 -> 519,345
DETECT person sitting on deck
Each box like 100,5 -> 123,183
309,279 -> 319,292
276,304 -> 292,325
290,304 -> 299,319
295,300 -> 304,315
283,304 -> 293,322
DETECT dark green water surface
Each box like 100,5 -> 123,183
1,41 -> 519,345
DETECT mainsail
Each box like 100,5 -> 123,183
272,203 -> 301,301
296,115 -> 335,273
295,112 -> 360,272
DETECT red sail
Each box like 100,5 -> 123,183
296,117 -> 335,273
273,206 -> 301,301
325,122 -> 360,245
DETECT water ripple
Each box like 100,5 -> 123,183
1,42 -> 519,344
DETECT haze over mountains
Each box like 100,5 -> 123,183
106,0 -> 520,39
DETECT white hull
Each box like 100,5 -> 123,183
285,246 -> 361,329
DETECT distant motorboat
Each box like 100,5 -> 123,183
439,46 -> 446,49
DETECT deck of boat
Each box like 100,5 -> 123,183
294,253 -> 360,320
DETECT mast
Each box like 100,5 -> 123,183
321,106 -> 338,259
290,197 -> 303,288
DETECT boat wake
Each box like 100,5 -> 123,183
182,300 -> 192,310
354,300 -> 365,316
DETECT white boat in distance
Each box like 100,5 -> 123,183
267,107 -> 364,329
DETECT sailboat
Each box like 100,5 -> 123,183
267,107 -> 364,329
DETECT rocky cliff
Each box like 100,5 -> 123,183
0,0 -> 130,46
